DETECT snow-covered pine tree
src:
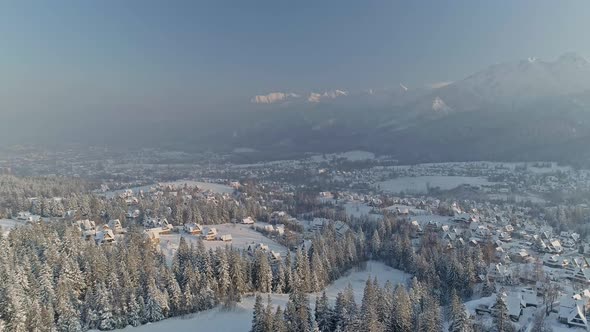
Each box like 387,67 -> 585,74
127,291 -> 142,327
251,294 -> 264,332
262,295 -> 275,332
390,284 -> 412,332
360,277 -> 382,332
273,306 -> 287,332
274,262 -> 287,294
334,283 -> 357,331
96,283 -> 115,331
493,295 -> 514,332
449,291 -> 473,332
315,291 -> 334,332
144,282 -> 165,323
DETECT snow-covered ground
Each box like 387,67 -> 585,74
158,223 -> 289,263
487,193 -> 546,204
376,176 -> 494,194
310,150 -> 376,162
411,214 -> 452,225
109,261 -> 409,332
0,218 -> 26,236
158,180 -> 234,194
384,204 -> 428,215
343,201 -> 382,221
322,262 -> 411,303
104,181 -> 233,198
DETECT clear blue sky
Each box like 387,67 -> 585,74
2,0 -> 590,114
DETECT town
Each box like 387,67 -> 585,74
2,146 -> 590,331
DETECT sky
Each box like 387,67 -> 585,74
2,0 -> 590,115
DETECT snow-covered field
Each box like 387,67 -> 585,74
0,218 -> 26,236
384,204 -> 428,215
104,181 -> 233,198
376,176 -> 494,194
158,223 -> 289,262
310,150 -> 375,162
111,261 -> 409,332
343,201 -> 382,221
322,262 -> 411,303
411,214 -> 452,225
487,193 -> 546,204
158,180 -> 234,194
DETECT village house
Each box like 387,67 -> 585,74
74,219 -> 97,240
144,229 -> 160,244
308,218 -> 329,232
248,242 -> 269,254
95,226 -> 116,245
263,224 -> 285,236
220,234 -> 232,242
183,223 -> 203,235
202,227 -> 218,241
242,217 -> 255,225
108,219 -> 125,234
543,254 -> 565,269
425,220 -> 441,232
270,211 -> 287,221
16,211 -> 41,222
144,217 -> 173,234
498,232 -> 512,242
547,239 -> 563,254
270,250 -> 282,262
563,258 -> 589,278
511,249 -> 532,264
570,268 -> 590,284
410,220 -> 424,238
520,288 -> 538,307
558,292 -> 590,329
487,263 -> 513,283
489,291 -> 524,322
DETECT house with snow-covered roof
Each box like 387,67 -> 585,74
220,234 -> 232,242
95,227 -> 116,245
570,268 -> 590,284
74,219 -> 97,240
202,227 -> 218,241
558,293 -> 590,329
490,291 -> 524,322
248,242 -> 269,254
410,220 -> 423,237
547,239 -> 563,254
487,263 -> 512,283
144,228 -> 160,244
108,219 -> 125,234
270,251 -> 282,262
520,288 -> 538,307
144,217 -> 173,233
183,223 -> 203,235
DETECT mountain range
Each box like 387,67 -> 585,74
4,53 -> 590,165
227,53 -> 590,164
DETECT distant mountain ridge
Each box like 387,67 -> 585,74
232,53 -> 590,164
4,53 -> 590,165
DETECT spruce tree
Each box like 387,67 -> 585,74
251,294 -> 264,332
390,284 -> 412,332
493,295 -> 514,332
450,291 -> 473,332
315,291 -> 334,332
360,278 -> 381,332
